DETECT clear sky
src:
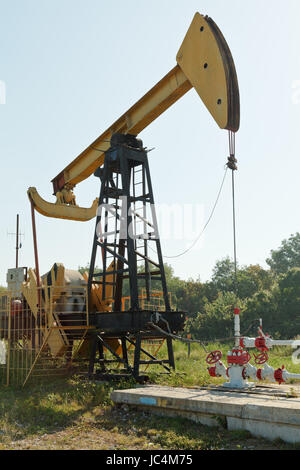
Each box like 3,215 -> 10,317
0,0 -> 300,286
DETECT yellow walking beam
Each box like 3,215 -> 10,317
52,64 -> 192,193
32,12 -> 239,221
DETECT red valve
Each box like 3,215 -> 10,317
255,336 -> 269,352
254,351 -> 269,365
227,349 -> 251,365
274,367 -> 285,385
206,350 -> 223,365
208,366 -> 217,377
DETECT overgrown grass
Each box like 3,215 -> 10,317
0,377 -> 112,443
0,340 -> 299,450
146,339 -> 300,387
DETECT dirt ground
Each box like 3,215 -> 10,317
1,406 -> 297,451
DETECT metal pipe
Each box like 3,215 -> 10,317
16,214 -> 19,269
30,200 -> 41,307
234,308 -> 240,347
242,336 -> 298,349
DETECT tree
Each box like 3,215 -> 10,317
266,233 -> 300,275
275,267 -> 300,337
186,291 -> 245,341
211,257 -> 236,292
211,257 -> 273,299
78,263 -> 101,276
242,267 -> 300,339
236,264 -> 273,299
243,289 -> 278,337
157,265 -> 218,316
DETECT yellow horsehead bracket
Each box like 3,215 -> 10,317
31,12 -> 239,222
28,187 -> 99,222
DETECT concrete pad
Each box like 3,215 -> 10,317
111,384 -> 300,444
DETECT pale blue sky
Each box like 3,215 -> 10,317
0,0 -> 300,285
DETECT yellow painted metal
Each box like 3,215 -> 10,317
22,268 -> 39,319
27,187 -> 99,222
0,282 -> 93,387
82,261 -> 116,313
46,11 -> 239,208
22,263 -> 89,358
20,259 -> 123,377
176,12 -> 239,131
81,264 -> 122,356
46,278 -> 69,357
51,65 -> 191,191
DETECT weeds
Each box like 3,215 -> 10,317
0,340 -> 298,450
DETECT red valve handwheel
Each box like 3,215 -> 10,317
206,350 -> 223,365
254,351 -> 269,365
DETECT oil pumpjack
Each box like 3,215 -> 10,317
2,13 -> 241,385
